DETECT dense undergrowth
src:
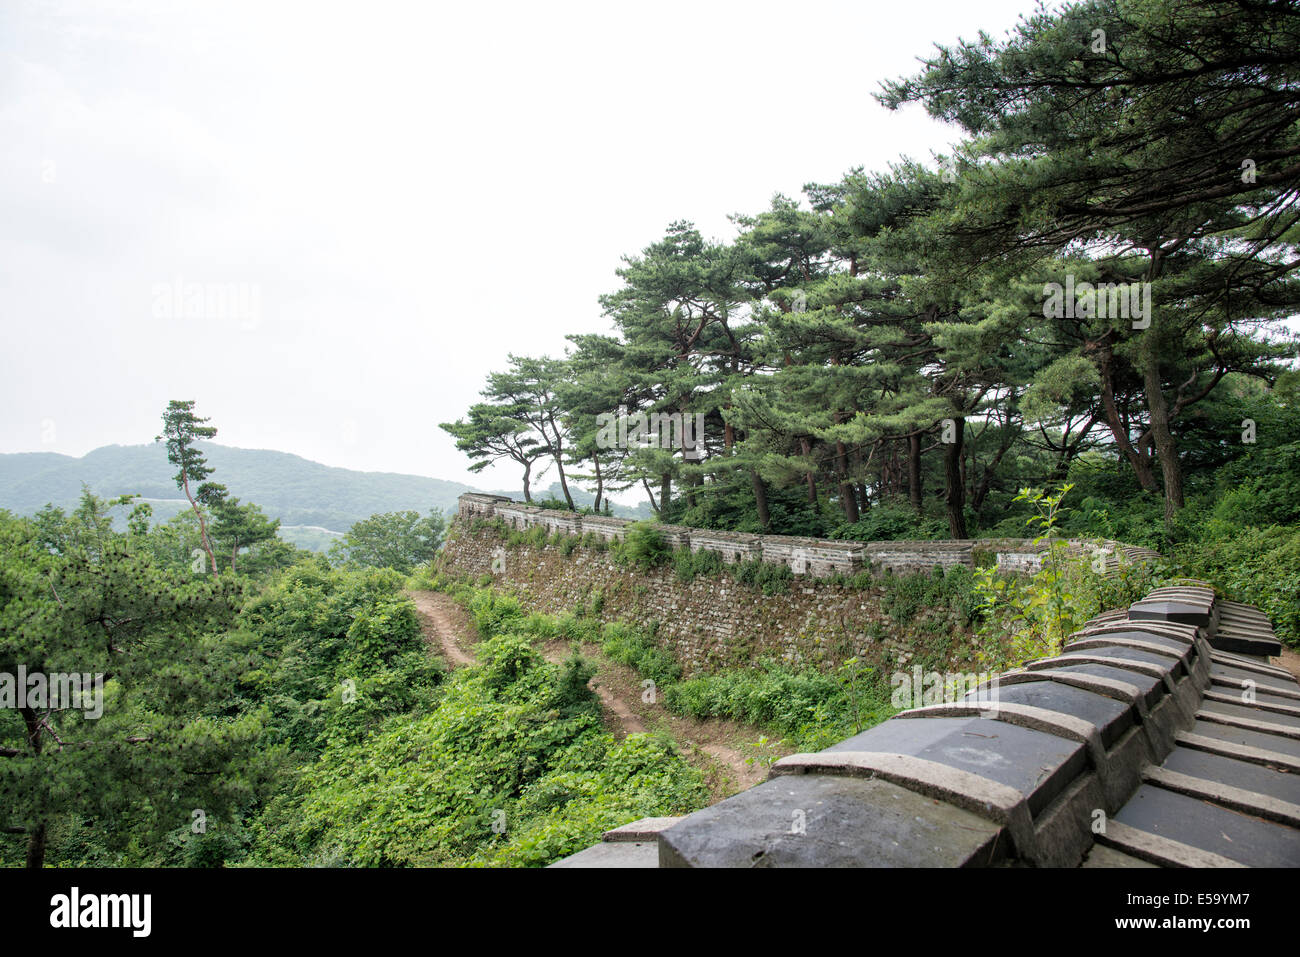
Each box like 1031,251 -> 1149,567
246,569 -> 707,867
1,526 -> 709,868
425,575 -> 902,753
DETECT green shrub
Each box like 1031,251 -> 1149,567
732,559 -> 793,595
663,660 -> 896,752
673,546 -> 723,583
468,588 -> 524,637
1181,526 -> 1300,647
599,622 -> 682,684
611,522 -> 670,569
257,632 -> 707,867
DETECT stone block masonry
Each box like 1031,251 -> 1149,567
444,493 -> 1159,678
440,517 -> 976,679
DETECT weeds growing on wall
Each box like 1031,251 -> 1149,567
972,486 -> 1162,669
610,521 -> 671,568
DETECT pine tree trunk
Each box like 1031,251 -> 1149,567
643,478 -> 660,514
182,472 -> 218,577
800,438 -> 817,504
1139,249 -> 1184,524
1095,336 -> 1159,492
944,417 -> 968,539
547,416 -> 575,510
1141,346 -> 1185,522
555,461 -> 575,509
26,822 -> 46,870
908,433 -> 923,514
836,441 -> 859,523
752,470 -> 771,531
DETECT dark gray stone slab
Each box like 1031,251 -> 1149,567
1187,719 -> 1300,759
1073,629 -> 1193,654
826,715 -> 1086,818
1210,629 -> 1283,657
1215,617 -> 1277,638
1200,698 -> 1300,731
1211,651 -> 1294,679
549,840 -> 660,868
1034,662 -> 1165,707
1218,603 -> 1272,620
602,817 -> 682,841
1250,689 -> 1300,711
1206,660 -> 1300,691
657,774 -> 1006,867
1160,747 -> 1300,805
1058,644 -> 1181,674
1129,598 -> 1213,629
1112,784 -> 1300,867
960,679 -> 1134,750
1207,688 -> 1300,715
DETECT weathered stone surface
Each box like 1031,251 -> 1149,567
1175,728 -> 1300,773
1184,718 -> 1300,758
534,511 -> 582,537
457,493 -> 512,520
657,774 -> 1007,868
495,503 -> 542,530
1159,747 -> 1300,806
1110,784 -> 1300,867
549,840 -> 660,868
1129,596 -> 1214,629
602,817 -> 683,841
1210,661 -> 1299,690
456,495 -> 1160,579
1057,644 -> 1183,674
581,515 -> 629,541
1209,627 -> 1283,657
824,716 -> 1086,819
1199,698 -> 1300,733
688,529 -> 761,563
961,679 -> 1133,749
760,535 -> 864,577
1029,661 -> 1163,707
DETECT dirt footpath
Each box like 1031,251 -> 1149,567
406,590 -> 783,799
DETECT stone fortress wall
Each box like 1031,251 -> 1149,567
442,494 -> 1162,678
456,493 -> 1161,578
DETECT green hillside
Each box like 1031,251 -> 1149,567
0,444 -> 650,547
0,443 -> 479,535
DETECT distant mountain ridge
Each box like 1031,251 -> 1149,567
0,444 -> 649,549
0,443 -> 480,538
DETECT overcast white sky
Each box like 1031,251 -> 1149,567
0,0 -> 1038,496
